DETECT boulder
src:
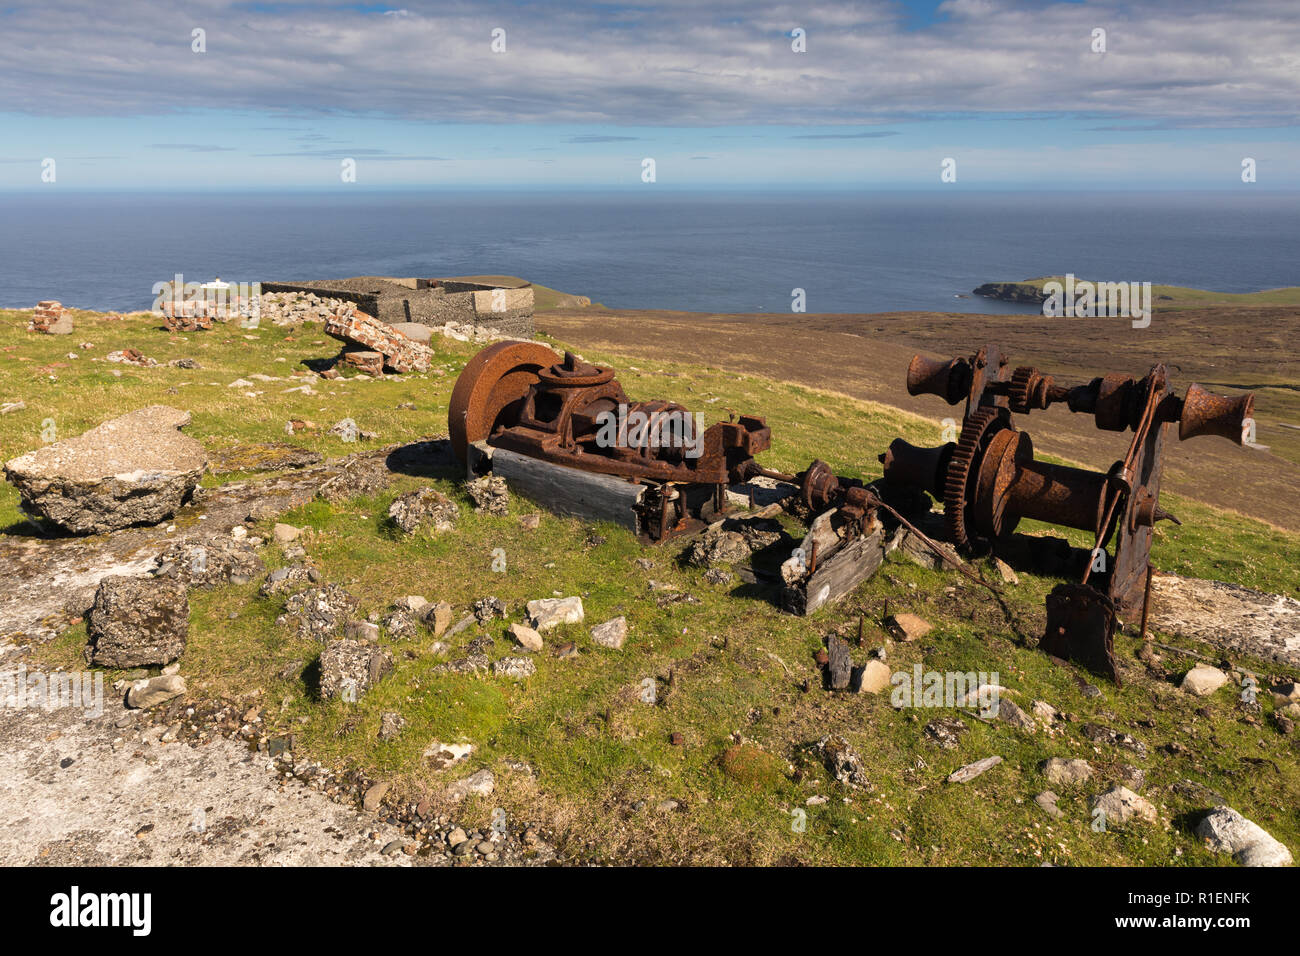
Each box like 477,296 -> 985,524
318,638 -> 393,700
1196,807 -> 1293,867
1181,664 -> 1228,696
4,406 -> 207,534
86,575 -> 188,668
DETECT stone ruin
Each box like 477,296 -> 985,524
28,301 -> 74,334
259,276 -> 535,338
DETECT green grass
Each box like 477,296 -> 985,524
6,307 -> 1299,866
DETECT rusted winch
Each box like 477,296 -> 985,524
882,344 -> 1255,682
450,341 -> 771,540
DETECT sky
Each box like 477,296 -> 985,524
0,0 -> 1298,189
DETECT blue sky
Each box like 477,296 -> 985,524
1,0 -> 1297,189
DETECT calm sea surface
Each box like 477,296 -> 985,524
0,190 -> 1296,314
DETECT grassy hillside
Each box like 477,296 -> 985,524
3,307 -> 1297,866
977,277 -> 1300,310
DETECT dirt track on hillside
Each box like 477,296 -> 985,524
537,305 -> 1300,531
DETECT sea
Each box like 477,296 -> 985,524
0,189 -> 1296,314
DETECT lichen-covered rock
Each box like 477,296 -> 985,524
465,475 -> 509,516
126,674 -> 187,709
317,457 -> 392,503
86,575 -> 189,667
155,539 -> 264,588
318,638 -> 393,700
1196,806 -> 1293,867
259,564 -> 317,597
4,406 -> 207,534
527,596 -> 584,631
277,585 -> 359,642
819,733 -> 870,788
590,616 -> 628,649
387,487 -> 458,533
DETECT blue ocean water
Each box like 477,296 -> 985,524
0,189 -> 1296,314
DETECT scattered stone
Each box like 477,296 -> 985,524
992,557 -> 1019,585
591,616 -> 628,649
924,716 -> 968,749
126,674 -> 187,709
1,401 -> 26,415
508,622 -> 543,652
703,567 -> 733,586
273,523 -> 302,544
379,712 -> 407,740
855,659 -> 892,694
687,529 -> 751,568
997,697 -> 1037,732
527,596 -> 584,631
519,513 -> 540,530
1181,664 -> 1229,697
362,781 -> 390,812
493,656 -> 536,679
155,539 -> 263,588
259,565 -> 315,597
4,405 -> 206,534
446,769 -> 495,802
436,654 -> 490,675
1040,757 -> 1094,787
342,351 -> 384,377
381,609 -> 418,640
1035,790 -> 1064,819
317,458 -> 392,503
344,619 -> 380,641
1091,785 -> 1158,827
819,734 -> 870,788
1196,806 -> 1294,867
105,348 -> 158,367
826,635 -> 853,690
318,639 -> 393,700
885,612 -> 932,642
947,755 -> 1002,784
554,642 -> 578,659
423,741 -> 474,770
86,575 -> 188,668
1082,723 -> 1148,757
465,475 -> 510,516
277,585 -> 359,642
423,601 -> 453,636
387,487 -> 459,534
473,596 -> 506,624
1118,764 -> 1146,791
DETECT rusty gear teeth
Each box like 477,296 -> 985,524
943,406 -> 1007,552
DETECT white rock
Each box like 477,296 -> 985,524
446,768 -> 495,802
422,741 -> 474,771
1091,785 -> 1158,826
1196,806 -> 1293,867
526,596 -> 584,631
590,616 -> 628,649
1181,664 -> 1228,696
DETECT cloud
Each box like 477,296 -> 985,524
566,135 -> 641,143
792,131 -> 900,139
149,143 -> 237,151
0,0 -> 1296,128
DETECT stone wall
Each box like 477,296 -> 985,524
259,276 -> 534,336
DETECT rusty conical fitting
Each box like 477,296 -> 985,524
907,355 -> 972,406
1178,384 -> 1255,445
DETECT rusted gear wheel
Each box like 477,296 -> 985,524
1009,366 -> 1050,414
449,341 -> 562,462
943,406 -> 1010,553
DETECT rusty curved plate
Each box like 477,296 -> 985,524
449,341 -> 561,462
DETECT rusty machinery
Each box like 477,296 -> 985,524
449,341 -> 773,541
879,344 -> 1255,682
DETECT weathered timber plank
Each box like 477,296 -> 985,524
488,447 -> 645,532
